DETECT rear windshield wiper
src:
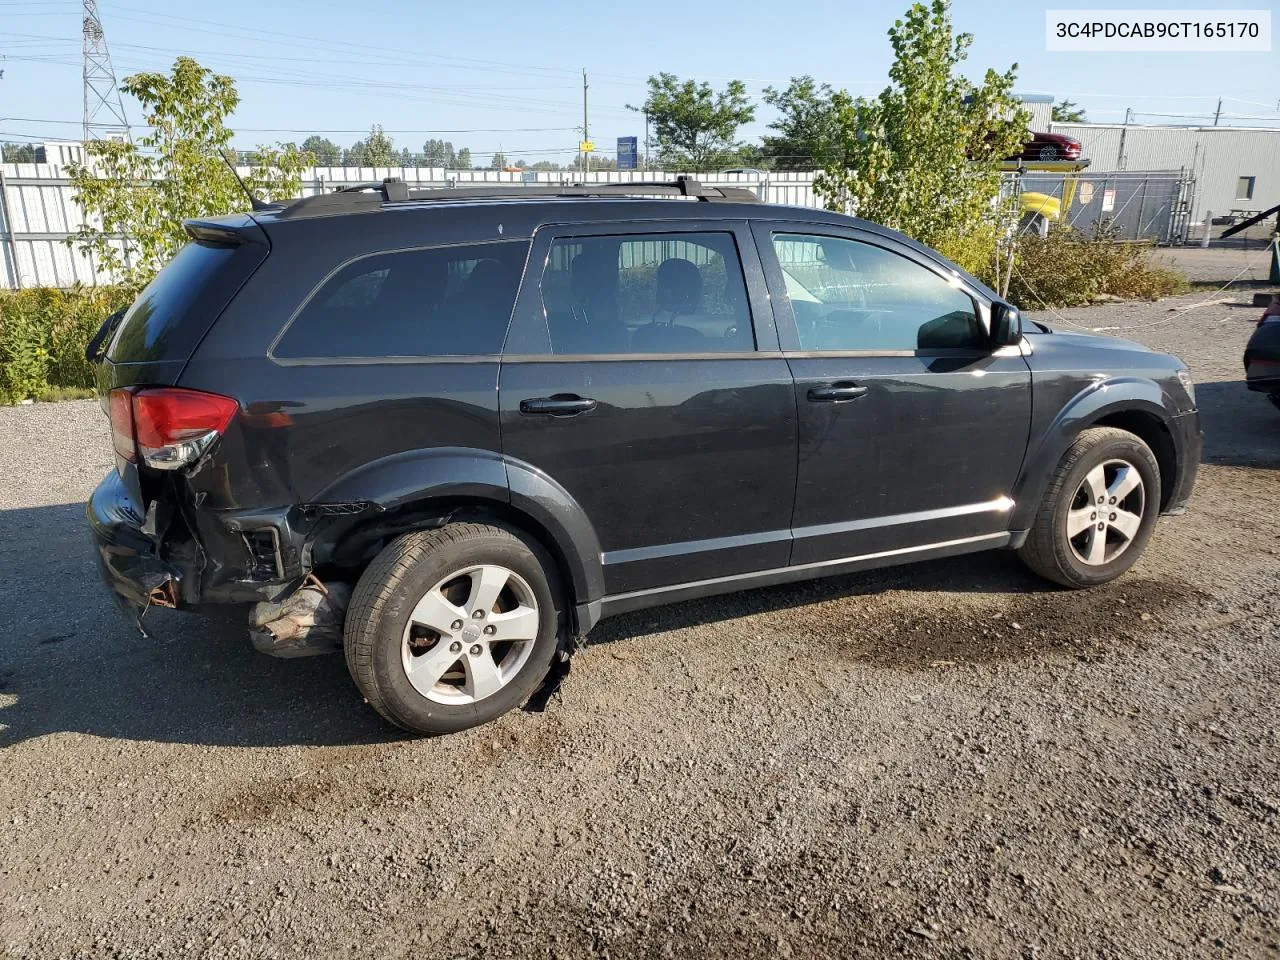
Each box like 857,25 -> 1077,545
85,306 -> 128,364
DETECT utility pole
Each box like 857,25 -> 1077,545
81,0 -> 131,144
581,69 -> 589,177
1213,97 -> 1222,126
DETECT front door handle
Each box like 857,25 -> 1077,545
807,383 -> 868,403
519,395 -> 598,417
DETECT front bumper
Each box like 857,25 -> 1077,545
1166,410 -> 1201,513
1245,373 -> 1280,394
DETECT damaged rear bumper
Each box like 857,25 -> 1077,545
87,469 -> 184,614
87,469 -> 312,616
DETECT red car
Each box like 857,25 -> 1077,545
1011,130 -> 1083,162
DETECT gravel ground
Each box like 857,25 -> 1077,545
1,289 -> 1278,959
1156,245 -> 1275,284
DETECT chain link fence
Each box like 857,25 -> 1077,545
1010,170 -> 1196,244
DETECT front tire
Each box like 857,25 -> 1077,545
1038,144 -> 1060,161
344,523 -> 561,735
1018,427 -> 1161,588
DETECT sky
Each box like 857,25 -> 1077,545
0,0 -> 1277,164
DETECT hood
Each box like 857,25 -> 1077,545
1026,323 -> 1152,354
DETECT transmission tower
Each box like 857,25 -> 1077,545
81,0 -> 130,143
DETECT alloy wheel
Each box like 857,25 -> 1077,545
401,564 -> 540,704
1066,458 -> 1145,566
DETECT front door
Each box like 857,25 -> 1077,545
499,220 -> 797,596
754,223 -> 1032,565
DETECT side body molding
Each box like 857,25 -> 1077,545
1009,376 -> 1174,530
313,446 -> 606,611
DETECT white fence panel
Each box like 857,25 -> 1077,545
0,165 -> 825,289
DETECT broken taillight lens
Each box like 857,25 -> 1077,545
108,386 -> 238,471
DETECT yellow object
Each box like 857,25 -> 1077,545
1020,191 -> 1061,221
579,140 -> 595,153
999,159 -> 1090,173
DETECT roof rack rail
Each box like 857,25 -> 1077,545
275,175 -> 759,219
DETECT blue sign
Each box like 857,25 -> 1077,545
617,136 -> 638,170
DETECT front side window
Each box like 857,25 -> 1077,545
274,240 -> 528,359
772,233 -> 985,352
540,232 -> 755,355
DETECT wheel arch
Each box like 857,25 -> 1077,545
1011,378 -> 1179,527
306,447 -> 604,631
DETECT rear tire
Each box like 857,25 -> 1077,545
1018,427 -> 1161,588
1038,144 -> 1060,161
344,523 -> 561,735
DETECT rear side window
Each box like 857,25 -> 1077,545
540,232 -> 755,355
274,240 -> 529,359
108,241 -> 257,363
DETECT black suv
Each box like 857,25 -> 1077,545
88,178 -> 1201,734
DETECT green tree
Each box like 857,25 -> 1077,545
628,73 -> 755,169
422,139 -> 460,168
529,160 -> 561,171
2,142 -> 37,163
1051,99 -> 1086,123
66,57 -> 310,287
456,147 -> 472,169
301,135 -> 341,165
568,154 -> 618,171
361,124 -> 395,166
815,0 -> 1028,271
761,77 -> 841,170
489,150 -> 507,170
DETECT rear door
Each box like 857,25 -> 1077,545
753,222 -> 1032,565
499,220 -> 797,596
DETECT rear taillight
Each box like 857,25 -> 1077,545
108,387 -> 238,472
109,389 -> 136,465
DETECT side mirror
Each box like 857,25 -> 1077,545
991,302 -> 1022,347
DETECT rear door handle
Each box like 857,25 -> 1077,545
807,383 -> 868,403
519,395 -> 598,417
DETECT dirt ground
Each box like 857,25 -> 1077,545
1,288 -> 1277,959
1156,243 -> 1276,284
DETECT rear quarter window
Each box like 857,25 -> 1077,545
108,241 -> 263,363
272,240 -> 529,359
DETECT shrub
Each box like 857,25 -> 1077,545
934,224 -> 1003,284
1004,228 -> 1186,309
0,285 -> 134,403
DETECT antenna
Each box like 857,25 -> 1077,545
219,152 -> 271,211
82,0 -> 131,144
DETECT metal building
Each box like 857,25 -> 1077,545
1049,121 -> 1280,228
